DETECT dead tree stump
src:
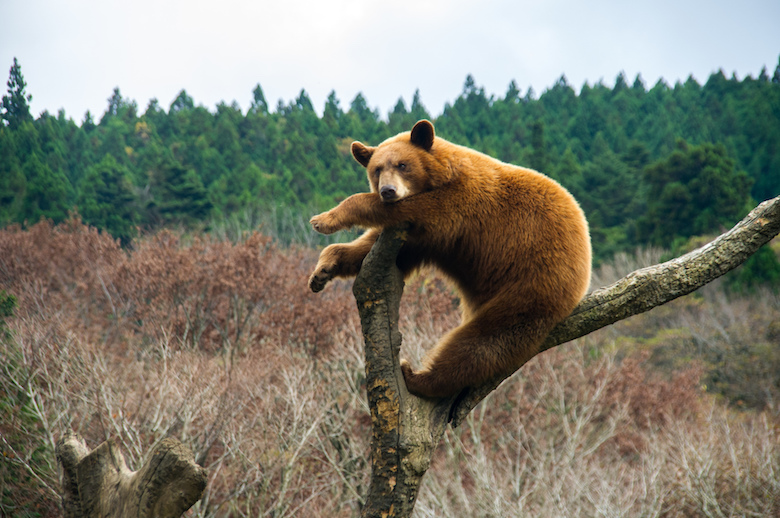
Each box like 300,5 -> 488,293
56,431 -> 207,518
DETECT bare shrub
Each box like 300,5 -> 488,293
413,340 -> 777,517
399,271 -> 461,365
112,230 -> 355,356
0,218 -> 366,516
0,216 -> 125,334
590,247 -> 665,288
0,222 -> 777,517
661,406 -> 780,516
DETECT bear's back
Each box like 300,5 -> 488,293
418,140 -> 591,319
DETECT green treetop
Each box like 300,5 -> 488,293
1,58 -> 33,129
638,139 -> 753,246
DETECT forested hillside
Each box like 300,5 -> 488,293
1,57 -> 779,264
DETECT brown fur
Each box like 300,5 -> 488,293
309,120 -> 591,398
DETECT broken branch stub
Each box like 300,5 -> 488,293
56,431 -> 207,518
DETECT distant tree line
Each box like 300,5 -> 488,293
1,57 -> 779,270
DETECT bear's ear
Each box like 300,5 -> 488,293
351,141 -> 375,168
410,119 -> 435,151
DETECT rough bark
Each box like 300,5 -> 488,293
354,195 -> 780,517
353,227 -> 453,518
56,431 -> 207,518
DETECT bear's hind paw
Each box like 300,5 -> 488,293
401,359 -> 460,399
400,360 -> 432,398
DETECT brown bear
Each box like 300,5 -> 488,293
309,120 -> 591,398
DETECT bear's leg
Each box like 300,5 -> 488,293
309,229 -> 379,292
401,312 -> 555,398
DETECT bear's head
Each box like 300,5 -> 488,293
351,120 -> 451,203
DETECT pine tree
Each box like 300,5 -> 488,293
155,160 -> 212,225
410,90 -> 430,122
388,98 -> 409,134
529,119 -> 549,173
250,83 -> 268,114
20,152 -> 73,224
322,90 -> 343,133
169,90 -> 195,113
78,154 -> 137,244
1,58 -> 33,129
0,128 -> 26,224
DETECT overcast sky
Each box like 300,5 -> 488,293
1,0 -> 779,122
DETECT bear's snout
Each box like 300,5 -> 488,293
380,185 -> 398,202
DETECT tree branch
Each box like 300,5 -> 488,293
451,194 -> 780,425
354,195 -> 780,517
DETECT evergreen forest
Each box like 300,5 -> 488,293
1,56 -> 780,267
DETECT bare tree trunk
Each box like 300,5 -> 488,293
354,195 -> 780,517
56,431 -> 207,518
353,227 -> 453,517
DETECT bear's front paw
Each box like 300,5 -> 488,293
310,212 -> 340,235
308,263 -> 335,293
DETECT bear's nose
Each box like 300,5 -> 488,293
380,185 -> 397,201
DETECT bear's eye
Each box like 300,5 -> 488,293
397,162 -> 407,171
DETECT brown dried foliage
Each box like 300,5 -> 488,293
1,219 -> 778,517
0,217 -> 355,356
